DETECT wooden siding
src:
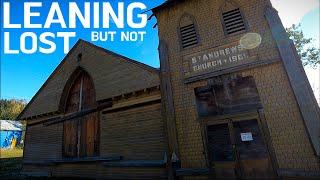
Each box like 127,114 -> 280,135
19,40 -> 160,119
22,92 -> 167,178
23,165 -> 167,179
53,163 -> 98,178
101,103 -> 167,160
24,123 -> 63,161
96,167 -> 167,179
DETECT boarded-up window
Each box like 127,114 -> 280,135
179,14 -> 199,49
195,76 -> 261,117
63,72 -> 99,157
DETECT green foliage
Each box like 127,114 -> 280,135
286,24 -> 320,67
0,99 -> 26,120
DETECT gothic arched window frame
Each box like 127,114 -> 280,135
178,13 -> 201,50
219,0 -> 248,36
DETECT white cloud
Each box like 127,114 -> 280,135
270,0 -> 319,27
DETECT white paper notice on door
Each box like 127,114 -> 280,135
240,132 -> 253,141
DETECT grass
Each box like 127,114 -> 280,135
0,148 -> 23,159
0,148 -> 23,177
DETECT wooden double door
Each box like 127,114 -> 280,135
206,118 -> 275,179
63,72 -> 99,158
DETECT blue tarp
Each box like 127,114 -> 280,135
0,130 -> 22,148
0,120 -> 23,149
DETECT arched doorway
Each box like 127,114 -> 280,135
63,71 -> 99,157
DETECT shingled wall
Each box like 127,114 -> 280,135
154,0 -> 320,178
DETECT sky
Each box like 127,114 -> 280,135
271,0 -> 320,104
1,0 -> 319,104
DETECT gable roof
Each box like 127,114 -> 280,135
18,39 -> 160,120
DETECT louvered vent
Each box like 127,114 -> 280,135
222,8 -> 246,35
180,24 -> 198,48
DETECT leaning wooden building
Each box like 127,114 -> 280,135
19,0 -> 320,179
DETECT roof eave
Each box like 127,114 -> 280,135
152,0 -> 185,13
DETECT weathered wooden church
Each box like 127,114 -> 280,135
19,0 -> 320,179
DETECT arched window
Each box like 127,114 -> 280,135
220,1 -> 247,35
63,71 -> 99,157
179,14 -> 199,49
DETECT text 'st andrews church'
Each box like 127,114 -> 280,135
19,0 -> 320,179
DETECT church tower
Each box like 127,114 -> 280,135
153,0 -> 320,178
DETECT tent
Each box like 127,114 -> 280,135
0,120 -> 23,149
